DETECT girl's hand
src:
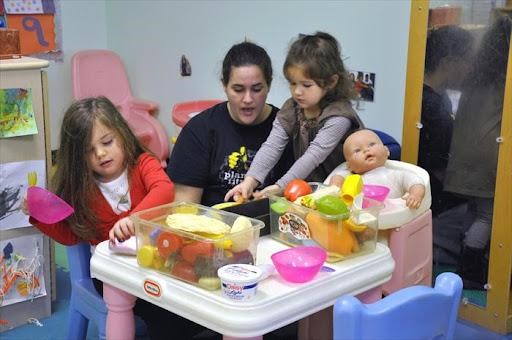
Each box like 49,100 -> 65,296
253,184 -> 281,199
109,217 -> 135,243
224,176 -> 259,202
20,191 -> 29,215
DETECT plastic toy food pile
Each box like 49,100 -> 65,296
269,176 -> 383,262
132,203 -> 263,290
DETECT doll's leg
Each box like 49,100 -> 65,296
103,282 -> 136,340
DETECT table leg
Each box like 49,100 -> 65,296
103,282 -> 136,340
298,285 -> 384,340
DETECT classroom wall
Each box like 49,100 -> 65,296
46,0 -> 411,149
46,0 -> 108,148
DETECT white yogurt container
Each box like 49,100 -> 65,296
217,264 -> 262,301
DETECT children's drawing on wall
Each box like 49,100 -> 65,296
351,71 -> 375,102
0,88 -> 38,138
0,160 -> 46,230
0,234 -> 47,306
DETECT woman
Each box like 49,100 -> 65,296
167,41 -> 292,206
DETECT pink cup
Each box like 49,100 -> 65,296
362,184 -> 390,208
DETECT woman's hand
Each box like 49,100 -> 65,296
253,184 -> 281,199
224,176 -> 259,202
109,217 -> 135,243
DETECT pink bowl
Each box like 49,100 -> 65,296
27,186 -> 74,224
271,246 -> 327,283
363,184 -> 390,202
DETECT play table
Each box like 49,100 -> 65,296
91,236 -> 394,338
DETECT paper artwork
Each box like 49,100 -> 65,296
0,88 -> 38,138
0,234 -> 47,306
0,159 -> 46,230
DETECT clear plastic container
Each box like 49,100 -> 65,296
269,183 -> 383,263
132,202 -> 264,290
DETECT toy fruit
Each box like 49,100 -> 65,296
340,174 -> 363,206
284,179 -> 312,202
171,260 -> 198,282
230,216 -> 253,252
270,199 -> 289,215
306,213 -> 357,256
156,232 -> 183,257
181,241 -> 214,264
315,195 -> 349,216
137,245 -> 158,267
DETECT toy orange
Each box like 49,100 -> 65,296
156,232 -> 183,258
306,213 -> 356,256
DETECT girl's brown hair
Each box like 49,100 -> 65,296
52,96 -> 146,240
283,31 -> 357,108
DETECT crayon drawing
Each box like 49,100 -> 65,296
0,88 -> 38,138
0,160 -> 46,230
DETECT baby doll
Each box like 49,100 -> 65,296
327,129 -> 425,209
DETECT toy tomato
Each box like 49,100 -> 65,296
156,232 -> 183,258
171,260 -> 198,282
181,241 -> 214,264
284,179 -> 312,202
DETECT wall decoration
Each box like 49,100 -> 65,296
0,234 -> 47,306
0,88 -> 37,138
350,71 -> 375,102
3,0 -> 62,60
0,159 -> 46,230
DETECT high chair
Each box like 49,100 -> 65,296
72,50 -> 169,167
171,99 -> 223,129
333,272 -> 462,340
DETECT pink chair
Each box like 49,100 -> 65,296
72,50 -> 169,167
171,100 -> 223,128
382,209 -> 433,295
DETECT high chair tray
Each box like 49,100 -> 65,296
91,236 -> 394,337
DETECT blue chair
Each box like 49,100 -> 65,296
66,243 -> 107,340
371,129 -> 401,161
333,272 -> 463,340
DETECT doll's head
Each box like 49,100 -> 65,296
343,129 -> 389,174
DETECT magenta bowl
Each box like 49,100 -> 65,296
362,184 -> 390,202
27,186 -> 74,224
271,246 -> 327,283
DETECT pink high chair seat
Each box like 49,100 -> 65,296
171,100 -> 223,129
72,49 -> 169,167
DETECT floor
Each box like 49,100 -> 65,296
2,244 -> 512,340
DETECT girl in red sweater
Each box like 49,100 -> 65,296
24,97 -> 205,339
26,96 -> 174,244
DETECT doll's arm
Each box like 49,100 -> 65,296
329,174 -> 345,188
404,184 -> 425,209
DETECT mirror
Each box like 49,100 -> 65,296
422,0 -> 511,308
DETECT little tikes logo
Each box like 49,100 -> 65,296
143,279 -> 161,298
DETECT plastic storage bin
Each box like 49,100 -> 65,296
132,202 -> 264,290
269,183 -> 382,263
